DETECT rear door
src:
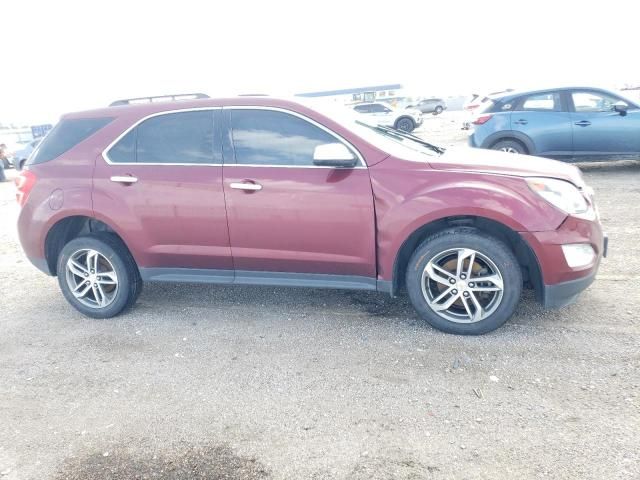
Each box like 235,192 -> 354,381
221,107 -> 376,281
569,89 -> 640,159
510,91 -> 573,158
93,109 -> 233,275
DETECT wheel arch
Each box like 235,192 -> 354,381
481,130 -> 535,155
44,215 -> 135,276
390,215 -> 543,300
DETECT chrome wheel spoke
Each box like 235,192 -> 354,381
425,262 -> 455,286
72,281 -> 92,299
461,295 -> 474,320
470,274 -> 504,291
430,291 -> 460,311
86,250 -> 99,273
68,259 -> 88,277
456,248 -> 475,277
467,291 -> 485,321
92,283 -> 107,307
97,271 -> 117,285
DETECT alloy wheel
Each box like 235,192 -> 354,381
65,249 -> 119,309
500,147 -> 519,153
421,248 -> 504,323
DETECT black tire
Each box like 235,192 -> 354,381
17,159 -> 25,171
405,228 -> 522,335
57,233 -> 142,319
491,139 -> 526,154
433,106 -> 444,115
395,117 -> 415,132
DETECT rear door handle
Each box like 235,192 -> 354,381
574,120 -> 591,127
230,182 -> 262,191
513,119 -> 528,125
110,175 -> 138,184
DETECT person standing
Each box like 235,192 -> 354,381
0,144 -> 8,182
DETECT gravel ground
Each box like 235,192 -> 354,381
0,129 -> 638,479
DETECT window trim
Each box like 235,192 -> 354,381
102,107 -> 222,166
102,106 -> 366,168
223,106 -> 366,168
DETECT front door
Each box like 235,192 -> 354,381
221,107 -> 376,281
569,89 -> 640,159
93,109 -> 233,273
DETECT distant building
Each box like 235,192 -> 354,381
296,84 -> 404,105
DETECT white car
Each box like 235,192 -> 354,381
352,102 -> 423,132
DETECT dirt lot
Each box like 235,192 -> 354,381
0,123 -> 638,479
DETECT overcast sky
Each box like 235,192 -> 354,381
1,0 -> 638,124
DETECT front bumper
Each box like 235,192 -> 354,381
520,217 -> 607,309
542,265 -> 597,308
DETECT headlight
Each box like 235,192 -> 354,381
526,177 -> 593,218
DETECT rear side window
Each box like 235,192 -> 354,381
107,110 -> 215,164
230,109 -> 341,166
518,92 -> 562,112
28,117 -> 113,166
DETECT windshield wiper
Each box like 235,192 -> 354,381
372,124 -> 446,154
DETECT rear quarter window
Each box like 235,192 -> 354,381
28,117 -> 113,166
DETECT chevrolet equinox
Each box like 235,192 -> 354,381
16,95 -> 607,334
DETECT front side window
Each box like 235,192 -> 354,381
108,110 -> 215,164
572,91 -> 623,113
230,109 -> 345,166
369,104 -> 390,113
519,92 -> 561,111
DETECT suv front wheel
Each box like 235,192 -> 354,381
406,228 -> 522,335
395,117 -> 415,132
57,234 -> 142,318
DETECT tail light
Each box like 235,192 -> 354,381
15,170 -> 37,207
472,114 -> 493,125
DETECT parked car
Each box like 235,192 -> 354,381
15,95 -> 606,335
462,90 -> 514,130
11,138 -> 42,170
468,87 -> 640,160
407,98 -> 447,115
352,102 -> 423,132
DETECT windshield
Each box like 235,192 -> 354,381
309,102 -> 442,158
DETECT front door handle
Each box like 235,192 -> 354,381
574,120 -> 592,127
110,175 -> 138,184
513,119 -> 528,125
230,182 -> 262,191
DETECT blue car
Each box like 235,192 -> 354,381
468,87 -> 640,161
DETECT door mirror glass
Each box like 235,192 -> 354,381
613,101 -> 628,115
313,143 -> 357,168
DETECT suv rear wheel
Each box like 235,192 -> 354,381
406,228 -> 522,335
491,139 -> 526,154
433,105 -> 444,115
57,233 -> 142,318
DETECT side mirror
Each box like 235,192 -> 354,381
313,143 -> 358,168
613,101 -> 628,116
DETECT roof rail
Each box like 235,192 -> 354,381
109,93 -> 209,107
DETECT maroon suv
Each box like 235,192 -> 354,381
16,95 -> 607,334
